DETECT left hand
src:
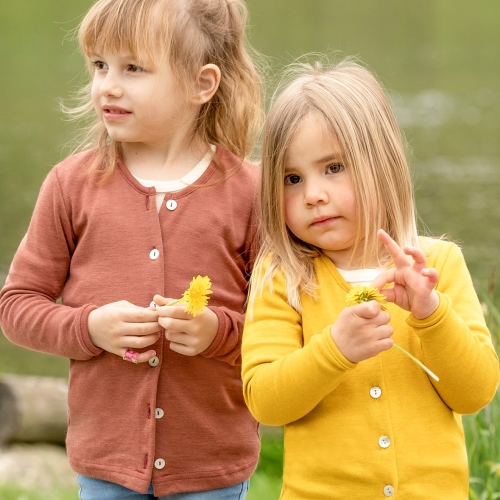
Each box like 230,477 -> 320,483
371,229 -> 440,320
153,294 -> 219,356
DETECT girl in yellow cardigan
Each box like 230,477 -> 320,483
242,59 -> 499,500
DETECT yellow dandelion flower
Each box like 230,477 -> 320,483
345,285 -> 387,310
178,275 -> 213,317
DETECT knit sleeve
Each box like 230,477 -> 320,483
241,265 -> 357,426
0,167 -> 101,360
407,242 -> 499,414
200,162 -> 260,366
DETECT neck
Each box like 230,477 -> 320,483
122,126 -> 209,182
322,249 -> 379,270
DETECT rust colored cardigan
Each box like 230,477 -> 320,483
0,146 -> 260,496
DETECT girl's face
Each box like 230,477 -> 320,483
90,49 -> 196,148
283,113 -> 360,270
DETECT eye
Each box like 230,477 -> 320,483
127,64 -> 145,73
91,60 -> 107,71
327,163 -> 344,174
284,174 -> 302,185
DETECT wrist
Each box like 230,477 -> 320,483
412,291 -> 440,320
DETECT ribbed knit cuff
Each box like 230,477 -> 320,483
406,292 -> 451,332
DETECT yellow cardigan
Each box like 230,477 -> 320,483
242,239 -> 499,499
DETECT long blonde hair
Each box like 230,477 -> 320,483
65,0 -> 263,180
249,58 -> 418,312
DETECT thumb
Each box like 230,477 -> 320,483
371,268 -> 395,292
353,300 -> 381,319
152,295 -> 176,307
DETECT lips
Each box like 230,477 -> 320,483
102,105 -> 132,121
103,105 -> 131,114
311,215 -> 339,226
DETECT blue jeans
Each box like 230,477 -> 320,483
77,475 -> 249,500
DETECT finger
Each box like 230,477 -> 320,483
121,308 -> 160,323
379,287 -> 396,304
376,337 -> 394,353
371,268 -> 396,291
377,229 -> 411,268
121,332 -> 161,349
403,245 -> 427,271
354,300 -> 381,319
122,349 -> 157,364
157,305 -> 191,320
153,295 -> 179,307
169,342 -> 196,357
422,267 -> 439,286
165,330 -> 189,345
159,317 -> 191,331
120,321 -> 162,337
375,324 -> 394,340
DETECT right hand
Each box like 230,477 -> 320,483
88,301 -> 161,363
330,301 -> 393,363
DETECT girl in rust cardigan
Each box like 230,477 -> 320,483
0,0 -> 263,498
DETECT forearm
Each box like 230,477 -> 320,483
0,287 -> 100,360
242,326 -> 356,426
410,291 -> 499,414
200,306 -> 245,366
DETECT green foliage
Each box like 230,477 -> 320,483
466,281 -> 500,499
466,397 -> 500,499
248,429 -> 283,499
0,484 -> 77,500
0,334 -> 69,378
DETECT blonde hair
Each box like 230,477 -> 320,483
65,0 -> 263,180
249,58 -> 419,312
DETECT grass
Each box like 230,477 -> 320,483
0,484 -> 77,500
465,279 -> 500,499
247,430 -> 284,500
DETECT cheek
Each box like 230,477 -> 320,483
283,192 -> 300,232
343,179 -> 358,219
90,79 -> 102,114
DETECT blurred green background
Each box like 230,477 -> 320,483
1,0 -> 499,376
0,1 -> 499,498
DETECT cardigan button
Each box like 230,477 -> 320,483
166,199 -> 177,211
383,485 -> 394,497
149,249 -> 160,260
149,356 -> 160,367
154,458 -> 166,470
370,387 -> 382,399
155,408 -> 164,419
379,436 -> 391,449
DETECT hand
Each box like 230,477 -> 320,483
88,301 -> 161,363
154,295 -> 219,356
372,229 -> 439,320
331,301 -> 393,363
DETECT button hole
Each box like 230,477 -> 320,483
144,454 -> 148,469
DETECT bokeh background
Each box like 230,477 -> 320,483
0,1 -> 499,497
2,0 -> 499,375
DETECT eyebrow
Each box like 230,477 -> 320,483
314,153 -> 343,164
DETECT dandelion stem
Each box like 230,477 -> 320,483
393,343 -> 439,382
165,299 -> 182,307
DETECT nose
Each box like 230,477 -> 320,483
304,178 -> 329,206
98,70 -> 124,98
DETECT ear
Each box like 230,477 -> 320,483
191,64 -> 221,105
